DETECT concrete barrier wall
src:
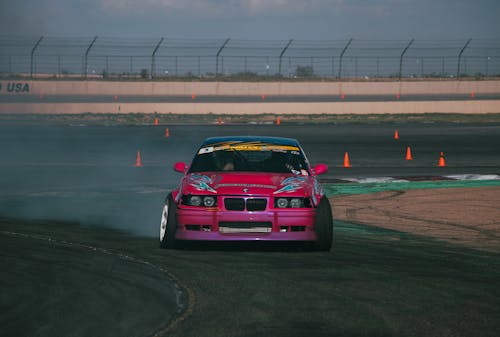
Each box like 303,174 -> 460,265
1,80 -> 500,96
1,80 -> 500,115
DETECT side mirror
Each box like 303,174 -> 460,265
174,161 -> 188,173
312,163 -> 328,176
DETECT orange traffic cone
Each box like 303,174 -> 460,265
470,91 -> 476,98
405,146 -> 413,161
438,151 -> 446,167
340,92 -> 345,100
165,127 -> 170,138
191,94 -> 196,100
343,152 -> 352,168
394,130 -> 400,140
154,117 -> 159,126
276,116 -> 281,125
135,151 -> 142,167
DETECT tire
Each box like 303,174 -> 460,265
313,196 -> 334,251
160,193 -> 178,249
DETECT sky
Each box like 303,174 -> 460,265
1,0 -> 499,40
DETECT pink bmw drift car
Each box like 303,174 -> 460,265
159,136 -> 333,250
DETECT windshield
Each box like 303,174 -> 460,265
188,141 -> 310,175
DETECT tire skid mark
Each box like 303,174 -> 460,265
360,190 -> 500,240
0,230 -> 194,337
334,190 -> 407,222
332,187 -> 500,253
369,207 -> 500,240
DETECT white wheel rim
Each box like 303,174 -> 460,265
160,203 -> 169,241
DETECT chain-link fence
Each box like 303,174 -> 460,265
1,36 -> 499,80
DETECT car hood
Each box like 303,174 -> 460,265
181,172 -> 317,196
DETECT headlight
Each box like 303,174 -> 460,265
183,195 -> 217,207
203,196 -> 216,207
274,197 -> 311,209
276,198 -> 289,208
189,195 -> 202,206
289,198 -> 303,208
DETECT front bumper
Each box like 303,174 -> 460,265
175,207 -> 317,241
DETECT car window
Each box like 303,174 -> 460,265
188,142 -> 309,175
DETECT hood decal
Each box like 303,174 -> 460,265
184,173 -> 313,195
188,174 -> 217,193
274,176 -> 308,194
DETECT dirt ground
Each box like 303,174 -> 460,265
332,186 -> 500,253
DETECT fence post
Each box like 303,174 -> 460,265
399,38 -> 414,80
338,38 -> 353,79
151,37 -> 164,79
30,36 -> 44,79
278,39 -> 293,76
354,57 -> 358,78
215,38 -> 230,77
457,38 -> 471,79
84,36 -> 98,79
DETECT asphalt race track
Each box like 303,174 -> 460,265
1,123 -> 500,337
0,224 -> 184,337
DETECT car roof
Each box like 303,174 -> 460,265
202,136 -> 300,146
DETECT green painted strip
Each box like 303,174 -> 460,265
324,179 -> 500,197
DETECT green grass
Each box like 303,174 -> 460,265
324,179 -> 500,197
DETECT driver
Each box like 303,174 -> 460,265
215,151 -> 235,171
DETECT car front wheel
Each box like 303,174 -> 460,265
313,196 -> 333,251
160,194 -> 178,249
